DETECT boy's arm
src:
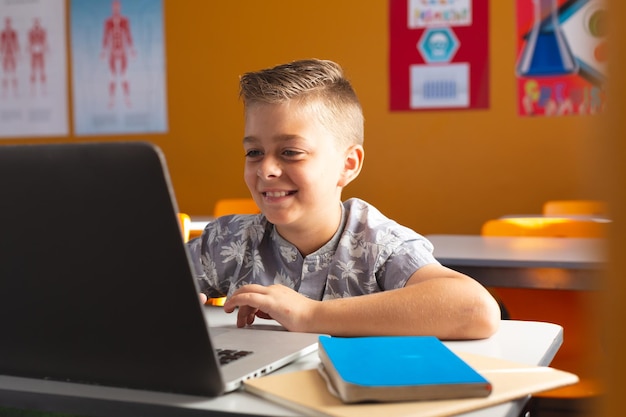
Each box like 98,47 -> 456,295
222,264 -> 501,340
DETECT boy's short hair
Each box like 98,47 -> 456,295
239,59 -> 364,147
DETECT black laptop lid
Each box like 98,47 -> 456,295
0,142 -> 223,396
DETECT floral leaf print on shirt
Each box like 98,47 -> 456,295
245,248 -> 265,275
233,216 -> 266,243
279,244 -> 299,263
343,230 -> 369,259
206,217 -> 232,244
337,259 -> 363,282
220,241 -> 247,265
274,270 -> 297,289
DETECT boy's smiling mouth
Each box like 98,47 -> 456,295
262,190 -> 297,198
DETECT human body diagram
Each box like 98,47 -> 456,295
0,17 -> 19,98
101,0 -> 136,108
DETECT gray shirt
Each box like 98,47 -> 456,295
187,198 -> 439,300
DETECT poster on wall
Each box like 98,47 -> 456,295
515,0 -> 607,116
0,0 -> 68,138
70,0 -> 168,135
389,0 -> 489,111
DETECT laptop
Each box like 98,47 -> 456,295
0,141 -> 320,397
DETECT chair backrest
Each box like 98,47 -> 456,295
481,217 -> 608,238
177,213 -> 191,243
213,198 -> 260,217
542,199 -> 608,217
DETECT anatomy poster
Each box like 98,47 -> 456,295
70,0 -> 167,135
389,0 -> 489,111
515,0 -> 607,116
0,0 -> 68,138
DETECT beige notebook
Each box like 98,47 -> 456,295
244,351 -> 578,417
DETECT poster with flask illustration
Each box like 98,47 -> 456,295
516,0 -> 607,116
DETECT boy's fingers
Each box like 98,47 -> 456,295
234,305 -> 258,327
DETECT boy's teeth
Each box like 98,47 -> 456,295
266,191 -> 288,197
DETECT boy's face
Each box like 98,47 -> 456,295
243,102 -> 356,235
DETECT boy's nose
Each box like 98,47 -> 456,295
257,158 -> 281,178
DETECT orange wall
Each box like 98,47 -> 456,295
1,1 -> 602,235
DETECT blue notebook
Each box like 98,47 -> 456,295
318,335 -> 492,403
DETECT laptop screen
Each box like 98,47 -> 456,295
0,142 -> 224,396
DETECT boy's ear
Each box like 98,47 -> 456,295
338,145 -> 364,187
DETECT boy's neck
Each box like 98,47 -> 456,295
275,203 -> 343,257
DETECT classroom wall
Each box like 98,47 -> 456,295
1,0 -> 603,235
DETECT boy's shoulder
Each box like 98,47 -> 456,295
343,198 -> 391,224
340,198 -> 433,253
342,198 -> 413,235
342,197 -> 379,213
343,198 -> 420,234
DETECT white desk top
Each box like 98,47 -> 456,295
0,307 -> 563,417
426,234 -> 606,290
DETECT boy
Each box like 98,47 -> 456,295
187,59 -> 500,339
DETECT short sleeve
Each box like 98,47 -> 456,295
375,233 -> 439,290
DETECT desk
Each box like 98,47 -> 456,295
0,308 -> 563,417
427,234 -> 606,291
188,216 -> 213,240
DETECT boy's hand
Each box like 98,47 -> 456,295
223,284 -> 316,332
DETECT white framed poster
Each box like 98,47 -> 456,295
0,0 -> 68,138
71,0 -> 168,135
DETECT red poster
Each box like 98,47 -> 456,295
515,0 -> 607,116
389,0 -> 489,111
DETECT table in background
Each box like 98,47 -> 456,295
0,307 -> 564,417
188,215 -> 213,240
426,234 -> 606,291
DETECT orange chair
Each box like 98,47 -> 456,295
213,198 -> 260,217
542,199 -> 608,218
177,212 -> 191,243
481,217 -> 608,238
482,217 -> 605,414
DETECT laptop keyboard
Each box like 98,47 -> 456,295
216,348 -> 254,365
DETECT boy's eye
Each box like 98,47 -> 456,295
282,149 -> 303,157
245,149 -> 263,158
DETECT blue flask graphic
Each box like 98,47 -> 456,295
517,0 -> 579,76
